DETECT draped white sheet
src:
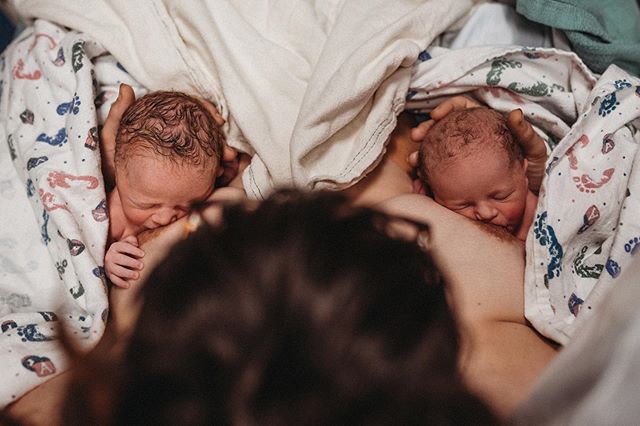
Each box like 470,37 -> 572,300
13,0 -> 472,198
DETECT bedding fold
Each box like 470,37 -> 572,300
12,0 -> 472,198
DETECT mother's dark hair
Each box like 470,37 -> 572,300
64,190 -> 495,425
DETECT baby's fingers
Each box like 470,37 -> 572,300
114,251 -> 143,271
120,234 -> 140,247
108,273 -> 132,289
117,242 -> 145,259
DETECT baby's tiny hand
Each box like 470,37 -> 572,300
105,235 -> 145,289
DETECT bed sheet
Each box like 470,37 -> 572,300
12,0 -> 474,199
406,45 -> 640,345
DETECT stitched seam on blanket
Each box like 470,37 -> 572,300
248,166 -> 265,200
338,97 -> 403,177
149,1 -> 208,95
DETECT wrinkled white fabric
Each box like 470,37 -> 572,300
13,0 -> 472,198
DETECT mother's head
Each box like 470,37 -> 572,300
65,190 -> 494,425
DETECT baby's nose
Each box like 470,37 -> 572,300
474,202 -> 498,222
153,208 -> 179,226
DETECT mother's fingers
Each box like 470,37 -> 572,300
104,84 -> 136,135
429,95 -> 480,121
506,108 -> 548,193
101,84 -> 136,187
410,119 -> 435,142
199,98 -> 225,126
506,109 -> 547,160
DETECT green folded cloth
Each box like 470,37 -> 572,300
517,0 -> 640,76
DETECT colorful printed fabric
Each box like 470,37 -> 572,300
0,20 -> 109,406
527,67 -> 640,344
407,46 -> 640,345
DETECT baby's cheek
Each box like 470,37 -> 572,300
176,211 -> 189,221
126,210 -> 152,227
502,202 -> 525,224
456,208 -> 476,221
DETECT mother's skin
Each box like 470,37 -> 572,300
110,104 -> 558,417
109,187 -> 557,418
348,111 -> 556,416
110,111 -> 556,417
5,105 -> 555,424
380,194 -> 556,416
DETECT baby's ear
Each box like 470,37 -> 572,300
523,158 -> 529,173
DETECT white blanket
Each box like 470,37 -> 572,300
406,46 -> 640,345
0,21 -> 111,406
12,0 -> 473,199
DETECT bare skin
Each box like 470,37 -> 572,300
108,187 -> 242,346
347,96 -> 556,416
4,371 -> 70,425
103,97 -> 555,418
6,96 -> 550,423
379,194 -> 556,417
343,112 -> 420,206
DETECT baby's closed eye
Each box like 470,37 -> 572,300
451,203 -> 471,211
492,191 -> 513,201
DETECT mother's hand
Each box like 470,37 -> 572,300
408,96 -> 548,193
101,83 -> 136,191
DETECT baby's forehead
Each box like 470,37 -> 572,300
433,146 -> 513,173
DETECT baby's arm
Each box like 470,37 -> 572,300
105,235 -> 144,289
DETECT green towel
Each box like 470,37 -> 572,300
516,0 -> 640,76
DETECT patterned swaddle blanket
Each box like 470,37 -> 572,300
406,46 -> 640,345
527,68 -> 640,344
0,20 -> 110,406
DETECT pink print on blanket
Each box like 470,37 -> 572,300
566,135 -> 616,194
0,20 -> 110,407
528,68 -> 640,344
